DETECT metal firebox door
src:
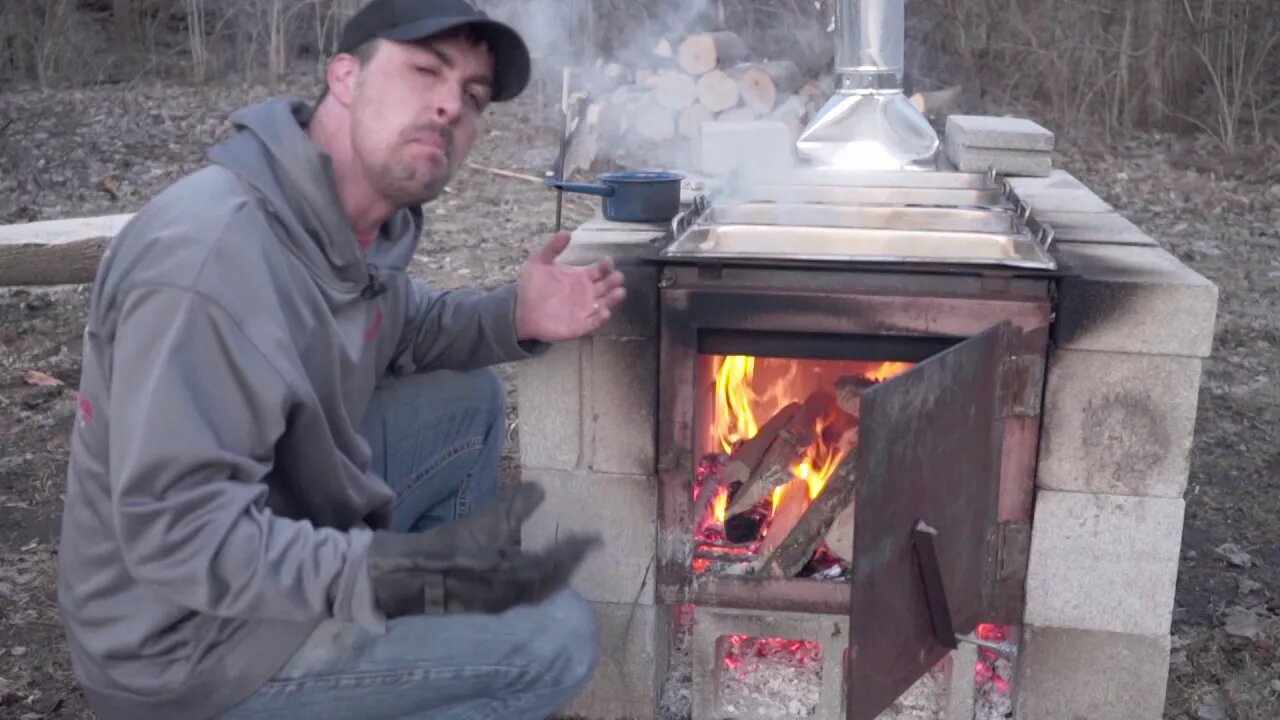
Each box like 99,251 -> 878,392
844,322 -> 1012,720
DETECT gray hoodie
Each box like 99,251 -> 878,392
56,97 -> 542,720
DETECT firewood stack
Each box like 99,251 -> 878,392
562,31 -> 834,177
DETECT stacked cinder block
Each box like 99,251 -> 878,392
1006,172 -> 1220,719
516,216 -> 668,720
944,115 -> 1055,177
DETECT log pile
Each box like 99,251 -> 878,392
563,31 -> 834,177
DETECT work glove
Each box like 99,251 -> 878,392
366,482 -> 600,617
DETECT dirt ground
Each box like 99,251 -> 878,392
1,70 -> 1277,719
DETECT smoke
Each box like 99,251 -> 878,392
476,0 -> 716,91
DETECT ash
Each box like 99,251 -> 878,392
974,655 -> 1014,720
718,636 -> 823,718
873,667 -> 947,720
658,605 -> 694,720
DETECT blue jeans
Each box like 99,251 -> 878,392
220,369 -> 600,720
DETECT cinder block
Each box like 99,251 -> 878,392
1036,209 -> 1158,245
521,468 -> 657,605
1054,243 -> 1219,357
1014,625 -> 1171,720
946,115 -> 1055,152
1024,491 -> 1185,636
562,601 -> 667,720
590,337 -> 657,475
516,335 -> 657,476
565,223 -> 663,339
1038,350 -> 1205,497
516,340 -> 583,471
692,607 -> 848,720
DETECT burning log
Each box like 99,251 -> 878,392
755,477 -> 810,559
722,401 -> 801,486
835,374 -> 877,416
677,31 -> 748,75
725,391 -> 836,517
757,458 -> 859,578
822,501 -> 856,563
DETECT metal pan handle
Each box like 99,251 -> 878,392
544,180 -> 616,197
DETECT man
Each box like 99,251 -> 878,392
56,1 -> 623,718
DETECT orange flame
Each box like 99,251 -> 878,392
711,356 -> 913,519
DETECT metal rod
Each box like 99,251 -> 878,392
554,67 -> 570,233
956,632 -> 1019,660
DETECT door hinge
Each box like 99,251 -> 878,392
996,523 -> 1031,580
998,355 -> 1044,418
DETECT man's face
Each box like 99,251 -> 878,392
345,33 -> 494,207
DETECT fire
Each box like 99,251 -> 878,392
711,356 -> 912,515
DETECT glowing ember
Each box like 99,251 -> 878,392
974,623 -> 1015,718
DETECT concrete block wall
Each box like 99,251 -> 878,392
519,220 -> 668,719
1007,172 -> 1219,719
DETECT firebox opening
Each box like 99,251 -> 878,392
691,332 -> 943,582
715,634 -> 824,719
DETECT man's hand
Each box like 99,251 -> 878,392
367,483 -> 600,617
515,232 -> 626,342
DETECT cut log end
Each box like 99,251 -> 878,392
696,69 -> 740,113
677,31 -> 748,76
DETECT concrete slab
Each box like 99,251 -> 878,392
1054,242 -> 1219,357
1014,625 -> 1171,720
1005,169 -> 1088,194
1039,210 -> 1158,245
1024,491 -> 1185,636
521,468 -> 658,605
945,115 -> 1056,152
1020,189 -> 1115,214
1039,350 -> 1205,497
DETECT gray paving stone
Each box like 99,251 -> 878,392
946,114 -> 1056,152
1038,209 -> 1158,245
944,135 -> 1052,177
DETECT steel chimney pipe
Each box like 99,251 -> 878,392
796,0 -> 938,170
835,0 -> 904,82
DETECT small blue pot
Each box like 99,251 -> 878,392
546,171 -> 684,223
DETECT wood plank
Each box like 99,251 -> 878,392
0,213 -> 133,287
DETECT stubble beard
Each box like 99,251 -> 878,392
353,115 -> 457,208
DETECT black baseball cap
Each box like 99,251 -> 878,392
337,0 -> 531,102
